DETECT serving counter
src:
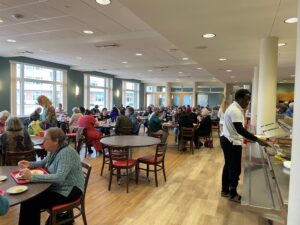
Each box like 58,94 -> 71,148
242,142 -> 289,224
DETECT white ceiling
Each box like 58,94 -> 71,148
0,0 -> 297,84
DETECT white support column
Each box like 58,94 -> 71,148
251,66 -> 259,128
256,37 -> 278,134
166,82 -> 171,106
193,82 -> 197,107
287,2 -> 300,224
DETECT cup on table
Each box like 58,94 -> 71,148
39,131 -> 45,137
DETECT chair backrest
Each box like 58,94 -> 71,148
155,143 -> 168,162
108,146 -> 130,165
118,127 -> 133,135
135,122 -> 142,135
81,162 -> 92,200
5,150 -> 36,166
76,127 -> 87,153
181,127 -> 194,140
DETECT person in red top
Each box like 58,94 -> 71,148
186,105 -> 192,113
77,110 -> 102,153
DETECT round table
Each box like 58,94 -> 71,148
0,166 -> 51,206
100,135 -> 161,147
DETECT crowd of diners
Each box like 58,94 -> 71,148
0,94 -> 226,224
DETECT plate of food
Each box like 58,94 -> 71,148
7,185 -> 28,194
283,161 -> 291,169
0,175 -> 7,181
30,170 -> 44,175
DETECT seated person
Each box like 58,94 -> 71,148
17,128 -> 84,225
0,110 -> 10,134
0,196 -> 9,216
110,107 -> 119,122
115,109 -> 133,135
285,102 -> 294,117
29,107 -> 42,122
0,116 -> 34,165
69,107 -> 83,132
178,111 -> 194,150
91,105 -> 100,116
126,107 -> 139,134
194,108 -> 212,147
148,107 -> 168,143
55,103 -> 65,114
99,108 -> 111,135
77,110 -> 103,153
142,106 -> 152,131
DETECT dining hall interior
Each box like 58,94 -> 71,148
0,0 -> 300,225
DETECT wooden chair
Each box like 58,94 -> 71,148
147,130 -> 163,141
211,120 -> 220,137
66,124 -> 77,148
108,146 -> 138,193
178,127 -> 195,154
76,128 -> 88,157
47,162 -> 92,225
5,150 -> 36,166
197,130 -> 213,149
137,143 -> 168,187
100,135 -> 112,176
117,126 -> 134,135
134,122 -> 142,135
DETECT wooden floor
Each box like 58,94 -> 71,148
0,132 -> 265,225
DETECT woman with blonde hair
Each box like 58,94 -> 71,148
37,95 -> 57,128
218,99 -> 229,135
194,108 -> 212,148
0,110 -> 10,134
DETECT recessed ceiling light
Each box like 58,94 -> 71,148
83,30 -> 94,34
282,80 -> 287,82
290,74 -> 295,77
284,17 -> 298,24
219,58 -> 227,61
278,42 -> 287,47
226,69 -> 232,72
234,81 -> 238,83
0,19 -> 3,23
96,0 -> 111,5
178,71 -> 183,74
7,39 -> 16,43
182,57 -> 189,61
230,75 -> 236,79
135,53 -> 143,56
202,33 -> 216,38
76,57 -> 82,60
197,67 -> 202,70
148,69 -> 152,72
121,61 -> 128,64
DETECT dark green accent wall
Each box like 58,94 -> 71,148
277,83 -> 294,92
0,57 -> 11,111
0,56 -> 145,114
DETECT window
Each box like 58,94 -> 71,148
122,81 -> 140,108
145,84 -> 166,106
84,75 -> 112,110
11,62 -> 67,116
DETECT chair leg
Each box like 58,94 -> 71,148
100,155 -> 105,176
84,145 -> 88,158
136,163 -> 139,184
146,163 -> 149,178
82,203 -> 88,225
126,168 -> 129,193
154,164 -> 158,187
191,141 -> 194,154
162,161 -> 167,182
51,211 -> 56,225
108,166 -> 113,191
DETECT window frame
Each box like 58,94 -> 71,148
10,61 -> 67,117
122,81 -> 140,109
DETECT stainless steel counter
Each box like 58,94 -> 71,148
242,142 -> 289,224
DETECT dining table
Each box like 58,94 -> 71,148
100,135 -> 161,148
0,166 -> 51,206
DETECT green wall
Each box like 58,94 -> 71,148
277,83 -> 294,92
0,56 -> 145,114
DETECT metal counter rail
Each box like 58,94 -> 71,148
242,142 -> 286,224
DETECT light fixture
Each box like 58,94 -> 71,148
76,56 -> 82,60
96,0 -> 111,5
7,39 -> 16,43
226,69 -> 232,72
219,58 -> 227,61
171,95 -> 174,99
234,81 -> 238,83
135,53 -> 143,56
290,74 -> 295,77
121,61 -> 128,64
116,89 -> 120,97
0,19 -> 3,23
284,17 -> 298,24
202,33 -> 216,38
75,85 -> 79,96
83,30 -> 94,34
230,75 -> 236,79
159,94 -> 162,98
182,57 -> 189,61
147,69 -> 152,72
178,71 -> 183,74
278,43 -> 287,47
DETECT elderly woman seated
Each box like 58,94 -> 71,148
69,107 -> 83,132
148,107 -> 169,143
0,116 -> 34,165
17,127 -> 85,225
0,110 -> 10,134
194,108 -> 212,147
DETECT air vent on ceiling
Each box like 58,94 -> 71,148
18,51 -> 34,54
195,46 -> 208,50
95,42 -> 120,48
168,48 -> 178,52
153,66 -> 169,69
12,13 -> 25,20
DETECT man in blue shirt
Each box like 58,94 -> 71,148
126,107 -> 139,134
